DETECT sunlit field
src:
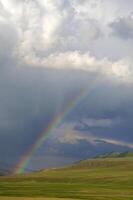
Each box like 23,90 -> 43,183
0,155 -> 133,200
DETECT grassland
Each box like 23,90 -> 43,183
0,198 -> 75,200
0,156 -> 133,199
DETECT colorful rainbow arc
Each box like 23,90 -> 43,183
13,89 -> 89,174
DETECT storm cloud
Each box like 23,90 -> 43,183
0,0 -> 133,171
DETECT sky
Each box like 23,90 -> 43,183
0,0 -> 133,171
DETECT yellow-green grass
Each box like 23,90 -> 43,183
0,198 -> 75,200
0,157 -> 133,199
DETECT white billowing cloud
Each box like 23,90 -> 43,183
71,0 -> 133,24
0,0 -> 133,85
71,0 -> 110,23
0,0 -> 67,58
14,0 -> 102,60
0,0 -> 102,64
19,50 -> 133,83
70,0 -> 133,31
16,0 -> 66,56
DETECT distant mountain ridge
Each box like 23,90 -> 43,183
95,151 -> 133,159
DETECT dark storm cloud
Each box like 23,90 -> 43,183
0,65 -> 99,164
0,0 -> 133,171
0,64 -> 133,169
0,62 -> 133,169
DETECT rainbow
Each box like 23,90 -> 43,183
13,89 -> 90,174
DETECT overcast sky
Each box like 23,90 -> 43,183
0,0 -> 133,171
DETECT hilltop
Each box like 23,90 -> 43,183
95,151 -> 133,159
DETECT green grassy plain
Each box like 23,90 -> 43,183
0,157 -> 133,199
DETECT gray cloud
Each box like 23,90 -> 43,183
52,122 -> 133,149
110,13 -> 133,39
77,118 -> 121,128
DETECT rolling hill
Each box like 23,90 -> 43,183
95,151 -> 133,159
0,152 -> 133,199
